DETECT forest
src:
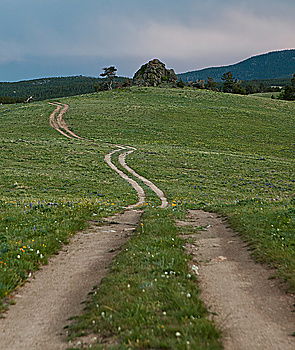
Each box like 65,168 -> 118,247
0,76 -> 129,103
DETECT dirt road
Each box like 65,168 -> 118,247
178,210 -> 295,350
49,102 -> 168,209
3,102 -> 292,350
0,210 -> 142,350
0,102 -> 168,349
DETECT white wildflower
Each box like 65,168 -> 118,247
191,265 -> 199,275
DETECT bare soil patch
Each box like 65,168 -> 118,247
0,210 -> 142,350
177,210 -> 295,350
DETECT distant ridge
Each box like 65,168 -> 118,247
178,49 -> 295,82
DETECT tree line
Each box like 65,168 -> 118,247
177,71 -> 295,100
1,68 -> 294,104
0,75 -> 130,104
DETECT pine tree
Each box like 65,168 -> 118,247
205,77 -> 217,90
221,72 -> 246,95
100,66 -> 117,90
221,72 -> 235,93
280,74 -> 295,101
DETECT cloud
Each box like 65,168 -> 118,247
0,0 -> 295,79
18,8 -> 292,60
125,10 -> 295,62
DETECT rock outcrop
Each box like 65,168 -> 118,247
133,59 -> 177,87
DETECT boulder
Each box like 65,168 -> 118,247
133,59 -> 177,87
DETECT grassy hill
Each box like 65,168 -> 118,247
178,49 -> 295,82
0,88 -> 294,348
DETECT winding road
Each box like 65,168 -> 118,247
0,102 -> 168,350
49,102 -> 168,208
1,102 -> 294,350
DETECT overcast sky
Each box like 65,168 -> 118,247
0,0 -> 294,81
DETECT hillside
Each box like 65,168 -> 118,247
178,49 -> 295,82
0,88 -> 294,348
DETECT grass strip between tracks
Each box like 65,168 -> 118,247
67,208 -> 222,350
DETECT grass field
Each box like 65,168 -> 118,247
0,88 -> 294,348
0,103 -> 135,308
63,88 -> 294,289
251,91 -> 281,99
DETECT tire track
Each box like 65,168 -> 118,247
0,102 -> 168,350
0,210 -> 142,350
0,101 -> 165,350
178,210 -> 295,350
119,147 -> 168,208
49,102 -> 83,140
48,103 -> 72,139
104,147 -> 146,209
48,102 -> 168,208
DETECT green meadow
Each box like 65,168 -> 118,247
0,102 -> 135,308
0,88 -> 294,348
64,88 -> 294,289
251,91 -> 281,99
